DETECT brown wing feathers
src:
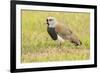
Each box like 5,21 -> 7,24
55,22 -> 82,46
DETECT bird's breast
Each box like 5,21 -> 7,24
47,27 -> 58,40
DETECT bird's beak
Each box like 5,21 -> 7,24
46,19 -> 49,25
47,22 -> 49,25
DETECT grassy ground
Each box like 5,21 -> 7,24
21,10 -> 90,63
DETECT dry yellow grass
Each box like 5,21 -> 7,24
22,47 -> 90,63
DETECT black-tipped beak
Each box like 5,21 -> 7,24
47,22 -> 49,25
46,19 -> 49,25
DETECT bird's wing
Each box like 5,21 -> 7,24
55,22 -> 82,45
55,22 -> 73,39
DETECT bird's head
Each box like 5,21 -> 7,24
46,17 -> 56,28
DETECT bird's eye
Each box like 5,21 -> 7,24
49,19 -> 53,21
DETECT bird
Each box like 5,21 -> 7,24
46,16 -> 82,46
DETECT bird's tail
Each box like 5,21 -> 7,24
69,35 -> 82,46
71,39 -> 82,46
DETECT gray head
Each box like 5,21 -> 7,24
46,17 -> 56,28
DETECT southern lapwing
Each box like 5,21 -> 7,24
46,17 -> 82,46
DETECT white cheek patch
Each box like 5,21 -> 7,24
48,22 -> 56,28
57,35 -> 65,42
48,20 -> 56,28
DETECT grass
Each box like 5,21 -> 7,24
21,10 -> 90,63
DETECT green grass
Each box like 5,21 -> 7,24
21,10 -> 90,63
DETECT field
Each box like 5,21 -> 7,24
21,10 -> 90,63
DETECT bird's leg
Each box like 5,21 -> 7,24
58,41 -> 62,48
56,40 -> 62,48
56,40 -> 60,48
60,42 -> 62,46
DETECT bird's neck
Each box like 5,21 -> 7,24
48,25 -> 55,28
48,22 -> 56,28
